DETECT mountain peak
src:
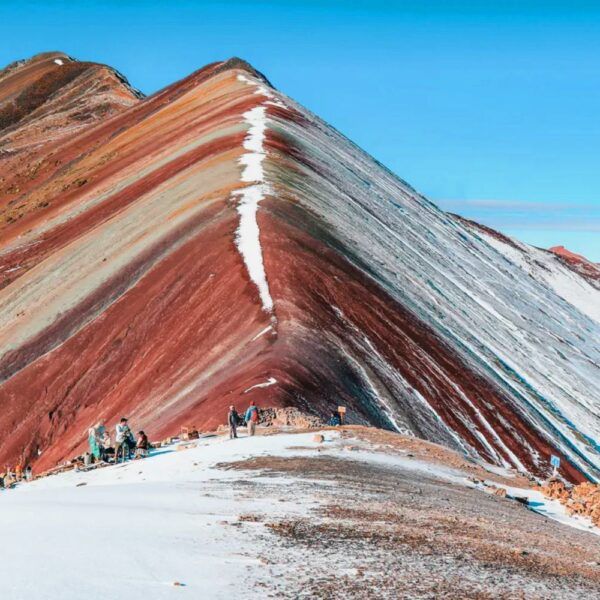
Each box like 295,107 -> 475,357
0,55 -> 598,485
549,245 -> 591,263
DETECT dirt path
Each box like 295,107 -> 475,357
218,430 -> 600,599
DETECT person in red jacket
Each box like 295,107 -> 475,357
244,402 -> 260,436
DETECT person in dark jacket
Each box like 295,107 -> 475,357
244,402 -> 259,436
135,431 -> 149,458
327,411 -> 341,426
228,406 -> 239,439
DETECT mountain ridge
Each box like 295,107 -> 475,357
0,54 -> 598,482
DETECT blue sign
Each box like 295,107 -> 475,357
550,455 -> 561,468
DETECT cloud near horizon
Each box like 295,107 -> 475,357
436,199 -> 600,231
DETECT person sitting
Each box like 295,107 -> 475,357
135,431 -> 149,458
327,411 -> 341,426
101,431 -> 114,461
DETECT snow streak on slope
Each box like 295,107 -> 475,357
231,73 -> 286,314
457,219 -> 600,323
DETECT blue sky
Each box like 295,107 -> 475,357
3,1 -> 599,259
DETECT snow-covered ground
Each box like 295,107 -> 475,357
0,429 -> 598,599
0,432 -> 324,599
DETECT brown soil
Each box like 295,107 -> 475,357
219,444 -> 600,599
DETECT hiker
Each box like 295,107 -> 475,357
244,401 -> 259,437
101,430 -> 114,461
114,418 -> 132,463
87,424 -> 101,462
95,421 -> 106,459
135,431 -> 149,458
228,405 -> 239,439
24,465 -> 33,482
126,427 -> 136,460
327,411 -> 341,426
15,464 -> 22,482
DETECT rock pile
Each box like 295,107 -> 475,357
258,407 -> 323,429
539,480 -> 600,525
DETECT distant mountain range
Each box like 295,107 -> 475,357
0,52 -> 598,481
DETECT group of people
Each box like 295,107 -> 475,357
227,401 -> 260,439
87,418 -> 149,464
3,403 -> 345,490
0,464 -> 33,489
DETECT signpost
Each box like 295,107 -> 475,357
337,406 -> 346,425
550,455 -> 560,477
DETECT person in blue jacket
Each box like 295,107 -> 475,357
244,402 -> 259,436
327,411 -> 341,426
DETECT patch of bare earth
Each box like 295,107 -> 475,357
219,452 -> 600,599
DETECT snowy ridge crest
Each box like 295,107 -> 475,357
231,74 -> 285,314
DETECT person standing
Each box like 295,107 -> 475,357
114,418 -> 131,464
24,465 -> 33,482
327,411 -> 341,426
88,424 -> 101,462
228,406 -> 239,439
101,430 -> 114,461
244,402 -> 259,437
95,421 -> 106,460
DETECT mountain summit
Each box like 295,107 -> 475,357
0,55 -> 598,480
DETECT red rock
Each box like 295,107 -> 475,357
548,245 -> 600,284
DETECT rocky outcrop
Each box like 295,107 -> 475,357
539,480 -> 600,526
257,407 -> 323,429
548,245 -> 600,286
0,54 -> 598,483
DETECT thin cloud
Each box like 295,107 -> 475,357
436,199 -> 600,213
435,198 -> 600,232
490,221 -> 600,232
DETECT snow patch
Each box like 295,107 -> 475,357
53,58 -> 64,66
244,377 -> 277,393
232,81 -> 275,313
251,324 -> 274,341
